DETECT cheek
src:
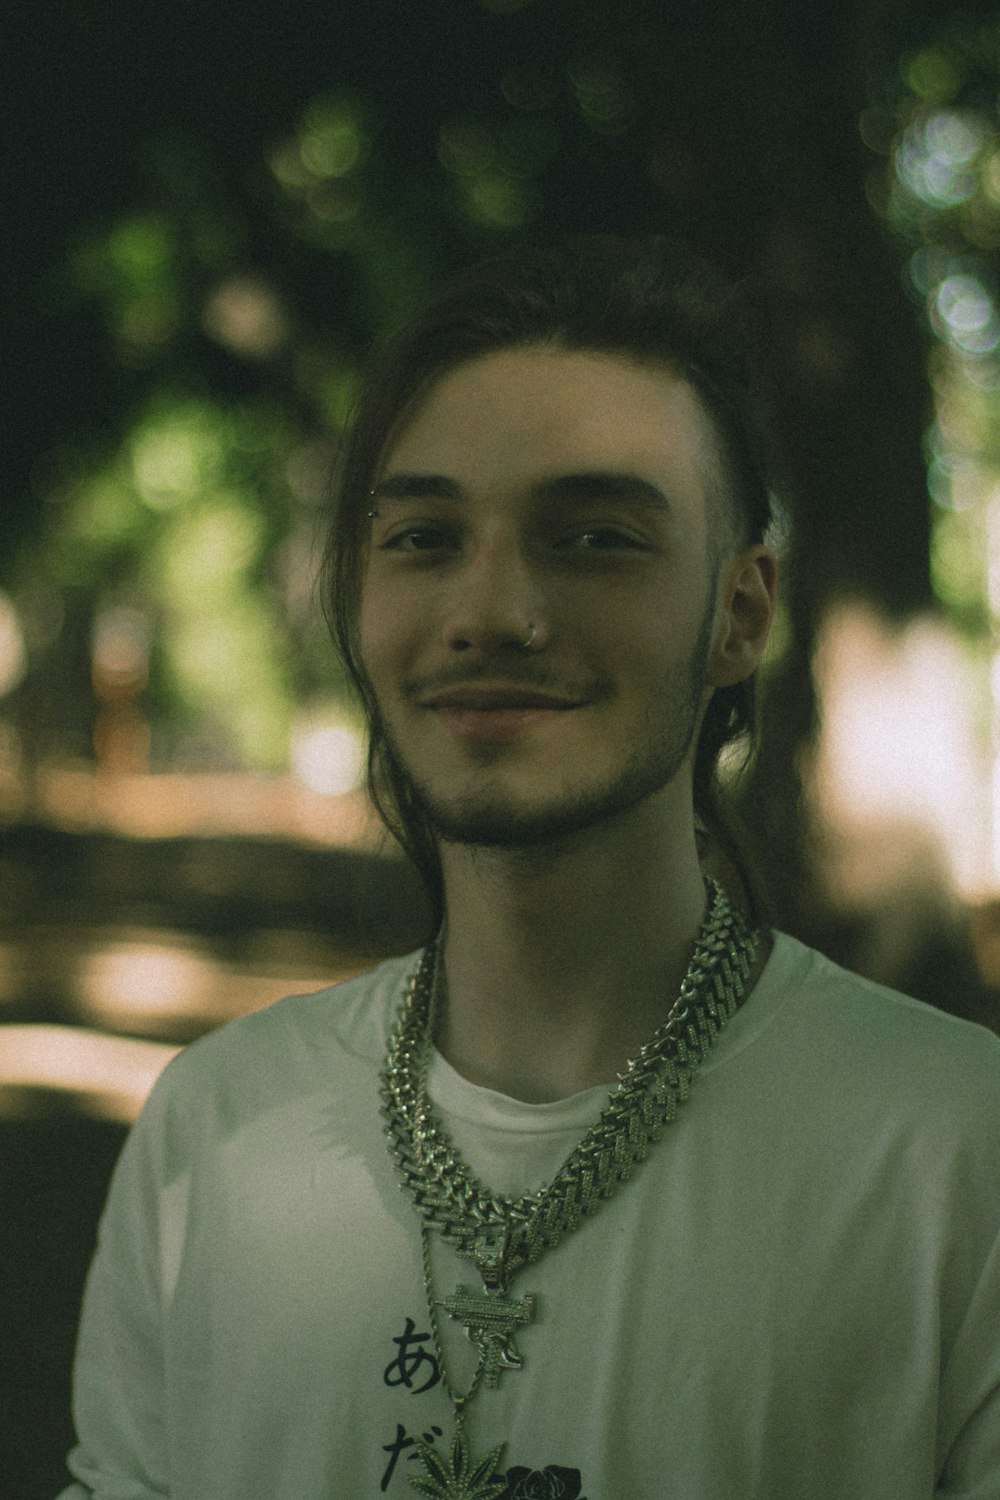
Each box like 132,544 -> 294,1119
357,578 -> 425,689
597,594 -> 712,690
579,590 -> 676,657
356,587 -> 393,688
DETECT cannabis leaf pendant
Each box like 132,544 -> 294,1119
409,1427 -> 507,1499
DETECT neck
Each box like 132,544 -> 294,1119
435,796 -> 711,1102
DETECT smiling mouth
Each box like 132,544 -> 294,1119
420,686 -> 582,711
422,691 -> 580,744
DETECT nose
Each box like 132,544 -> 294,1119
441,531 -> 547,654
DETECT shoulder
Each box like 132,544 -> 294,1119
728,931 -> 1000,1139
139,947 -> 422,1129
765,930 -> 999,1048
91,948 -> 425,1225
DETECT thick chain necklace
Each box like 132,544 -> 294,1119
379,877 -> 760,1498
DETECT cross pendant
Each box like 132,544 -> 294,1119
439,1283 -> 536,1388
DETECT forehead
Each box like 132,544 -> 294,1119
381,346 -> 722,529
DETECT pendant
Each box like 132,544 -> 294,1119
411,1426 -> 507,1498
439,1283 -> 536,1388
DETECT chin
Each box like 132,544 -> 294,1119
418,772 -> 679,852
381,702 -> 702,853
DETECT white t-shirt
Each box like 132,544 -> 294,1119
58,933 -> 1000,1499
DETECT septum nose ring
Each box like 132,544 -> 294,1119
522,624 -> 538,649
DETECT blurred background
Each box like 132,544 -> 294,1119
6,0 -> 1000,1491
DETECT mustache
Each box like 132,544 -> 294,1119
402,662 -> 610,703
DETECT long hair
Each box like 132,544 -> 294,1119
322,235 -> 780,924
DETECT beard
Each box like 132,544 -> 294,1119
376,596 -> 716,853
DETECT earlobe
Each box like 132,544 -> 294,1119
707,546 -> 778,688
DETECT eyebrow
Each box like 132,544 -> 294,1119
371,473 -> 463,503
371,470 -> 674,512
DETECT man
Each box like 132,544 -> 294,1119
60,238 -> 1000,1498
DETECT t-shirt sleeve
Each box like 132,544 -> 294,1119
56,1075 -> 176,1498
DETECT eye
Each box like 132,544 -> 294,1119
380,525 -> 456,554
570,527 -> 647,551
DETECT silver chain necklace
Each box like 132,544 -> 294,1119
379,877 -> 761,1498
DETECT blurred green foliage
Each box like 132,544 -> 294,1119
13,13 -> 662,775
868,19 -> 1000,640
14,50 -> 616,770
16,8 -> 1000,779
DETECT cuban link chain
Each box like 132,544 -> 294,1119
379,876 -> 761,1497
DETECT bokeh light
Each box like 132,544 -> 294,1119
78,941 -> 218,1032
859,24 -> 1000,908
91,607 -> 150,697
299,99 -> 367,180
438,116 -> 548,229
810,603 -> 987,900
291,712 -> 366,796
268,91 -> 374,246
202,275 -> 290,360
896,110 -> 985,208
932,273 -> 1000,354
0,1025 -> 179,1124
130,401 -> 225,511
0,592 -> 27,699
566,56 -> 634,137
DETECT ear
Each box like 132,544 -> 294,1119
707,545 -> 778,688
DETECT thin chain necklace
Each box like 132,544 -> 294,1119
380,878 -> 760,1498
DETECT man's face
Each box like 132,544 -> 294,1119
358,345 -> 736,850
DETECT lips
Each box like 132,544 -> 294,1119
418,685 -> 581,743
420,685 -> 580,711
